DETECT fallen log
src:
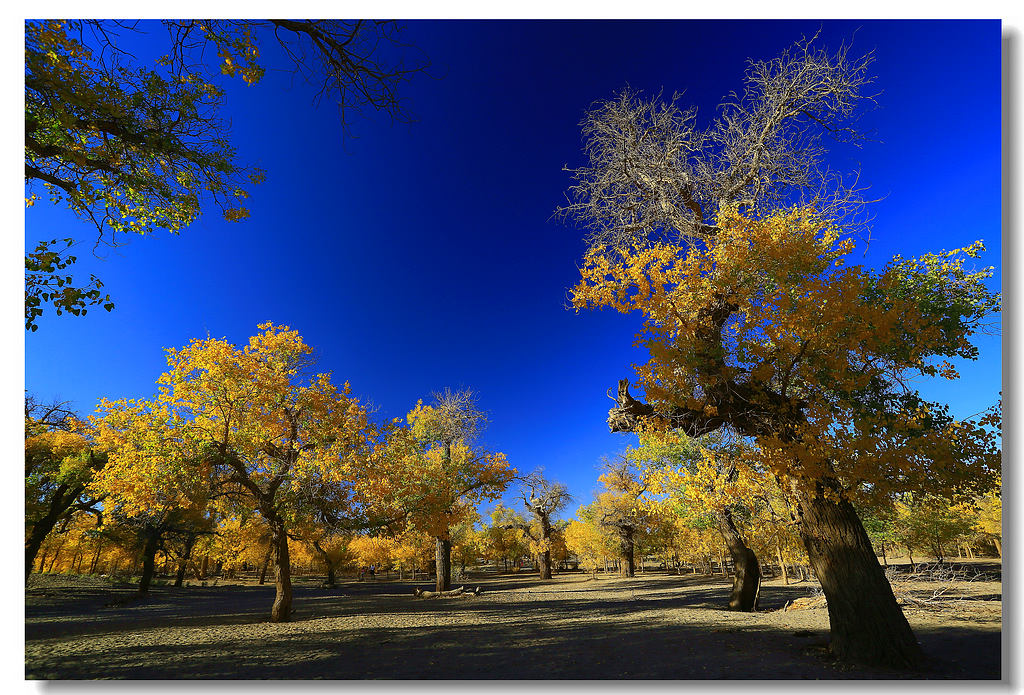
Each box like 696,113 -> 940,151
413,586 -> 483,598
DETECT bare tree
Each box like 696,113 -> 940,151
558,32 -> 876,251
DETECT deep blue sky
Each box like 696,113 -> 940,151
24,20 -> 1002,519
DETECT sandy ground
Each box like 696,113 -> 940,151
25,567 -> 1001,680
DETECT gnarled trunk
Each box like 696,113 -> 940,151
435,536 -> 452,592
795,478 -> 922,667
537,548 -> 552,580
270,522 -> 292,622
715,507 -> 760,611
25,520 -> 55,583
619,529 -> 635,577
25,490 -> 80,583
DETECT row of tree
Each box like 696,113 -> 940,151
30,500 -> 579,586
25,323 -> 528,621
560,436 -> 1001,609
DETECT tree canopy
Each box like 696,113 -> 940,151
25,19 -> 426,330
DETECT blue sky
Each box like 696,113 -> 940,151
23,20 -> 1002,519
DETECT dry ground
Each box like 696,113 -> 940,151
25,565 -> 1001,680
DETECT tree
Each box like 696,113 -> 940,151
513,471 -> 572,579
973,477 -> 1002,557
483,505 -> 529,572
559,36 -> 1000,666
350,535 -> 395,579
91,323 -> 381,621
631,428 -> 767,610
589,458 -> 656,578
564,511 -> 618,578
893,495 -> 978,564
397,389 -> 515,591
24,19 -> 427,329
574,205 -> 999,665
24,398 -> 105,583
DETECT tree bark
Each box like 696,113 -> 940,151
174,534 -> 198,588
138,527 -> 161,594
25,509 -> 64,582
777,545 -> 788,584
715,507 -> 760,611
619,529 -> 635,577
313,540 -> 336,586
435,536 -> 452,592
270,522 -> 293,622
794,478 -> 922,667
258,544 -> 273,585
90,540 -> 104,574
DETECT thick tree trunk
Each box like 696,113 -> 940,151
138,528 -> 160,594
619,530 -> 635,577
794,478 -> 922,667
715,507 -> 760,611
537,549 -> 553,580
25,513 -> 61,582
270,523 -> 293,622
435,536 -> 452,592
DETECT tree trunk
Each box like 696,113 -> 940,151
138,528 -> 160,594
174,534 -> 198,588
258,544 -> 272,584
537,549 -> 552,580
270,522 -> 293,622
435,536 -> 452,592
313,540 -> 336,586
47,534 -> 67,572
619,529 -> 635,577
794,478 -> 922,667
777,545 -> 788,584
200,554 -> 209,579
25,513 -> 61,582
715,507 -> 760,611
992,537 -> 1001,558
90,541 -> 104,574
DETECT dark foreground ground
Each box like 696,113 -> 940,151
25,568 -> 1001,680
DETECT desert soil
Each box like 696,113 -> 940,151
25,567 -> 1001,680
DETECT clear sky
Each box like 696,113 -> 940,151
23,19 -> 1003,520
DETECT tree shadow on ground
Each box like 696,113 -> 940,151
26,609 -> 999,680
27,574 -> 1000,680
